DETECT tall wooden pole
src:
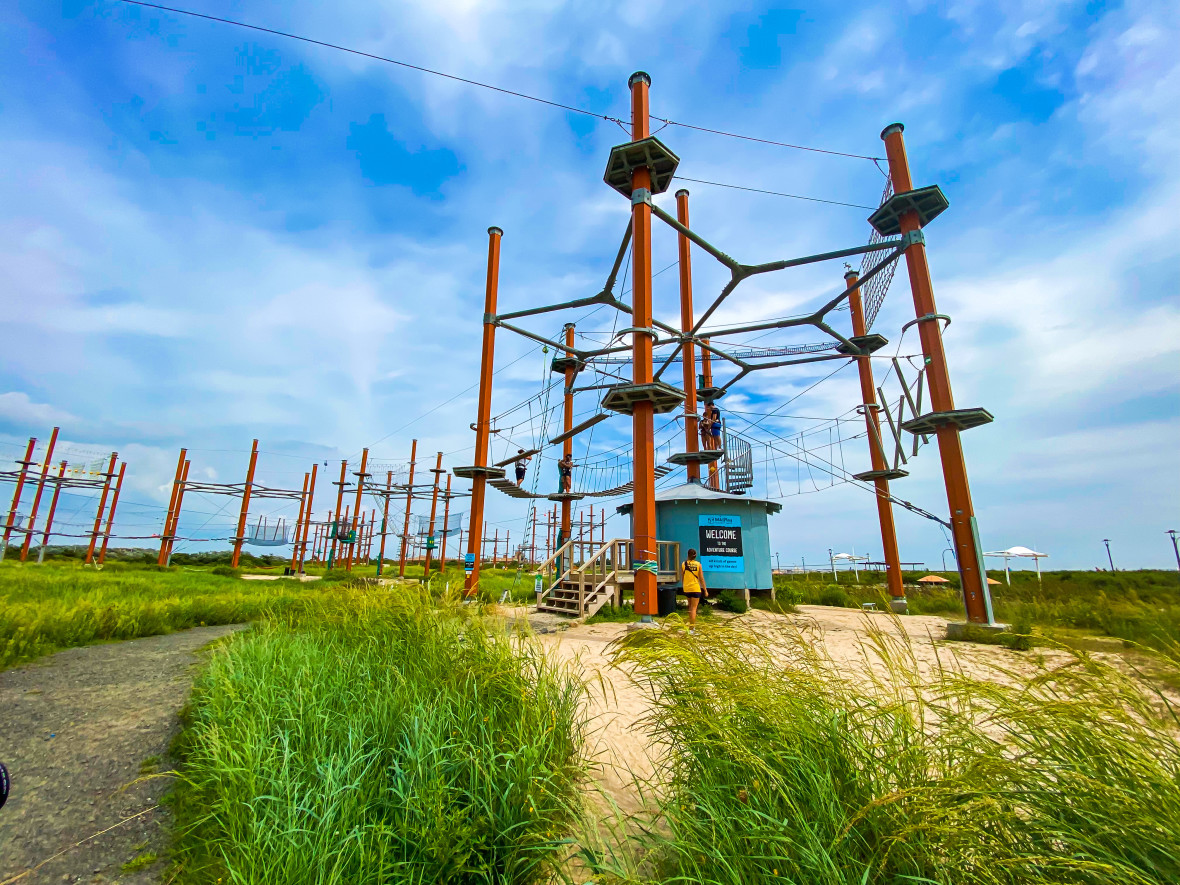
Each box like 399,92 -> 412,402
847,269 -> 905,600
289,472 -> 310,573
1,437 -> 37,561
423,452 -> 444,574
346,448 -> 369,572
464,226 -> 503,596
560,322 -> 576,562
97,462 -> 127,565
37,460 -> 68,563
628,71 -> 658,617
158,448 -> 187,565
295,463 -> 317,573
329,460 -> 348,569
85,453 -> 118,565
881,123 -> 993,624
438,474 -> 453,574
376,470 -> 393,575
165,461 -> 190,566
701,340 -> 720,490
20,427 -> 59,561
676,189 -> 702,483
399,440 -> 418,576
230,440 -> 259,568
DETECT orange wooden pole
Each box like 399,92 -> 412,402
701,339 -> 720,490
165,461 -> 190,565
376,469 -> 393,575
399,440 -> 417,576
423,452 -> 443,574
438,474 -> 453,573
85,453 -> 118,565
676,190 -> 702,483
560,323 -> 575,548
20,427 -> 59,561
37,460 -> 68,563
1,437 -> 37,560
346,448 -> 369,571
881,123 -> 992,623
847,270 -> 905,599
296,463 -> 318,572
329,460 -> 348,569
97,461 -> 127,565
464,226 -> 502,595
230,440 -> 259,569
628,71 -> 658,617
290,472 -> 310,572
158,448 -> 187,565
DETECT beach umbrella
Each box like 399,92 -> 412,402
917,575 -> 950,584
984,545 -> 1049,584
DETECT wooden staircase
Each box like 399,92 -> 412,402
535,537 -> 681,618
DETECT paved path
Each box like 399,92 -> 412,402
0,626 -> 247,885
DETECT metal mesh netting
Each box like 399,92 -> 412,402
859,174 -> 899,330
246,518 -> 289,546
414,513 -> 464,536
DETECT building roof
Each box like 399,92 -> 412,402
616,481 -> 783,515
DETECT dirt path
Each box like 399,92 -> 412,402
0,626 -> 247,885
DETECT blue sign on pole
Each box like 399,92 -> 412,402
698,514 -> 744,572
464,552 -> 475,574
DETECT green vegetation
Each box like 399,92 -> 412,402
589,621 -> 1180,885
0,562 -> 325,670
774,569 -> 1180,652
170,590 -> 586,885
712,588 -> 748,614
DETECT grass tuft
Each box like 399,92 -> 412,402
591,619 -> 1180,885
169,586 -> 587,885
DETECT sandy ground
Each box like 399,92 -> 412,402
0,626 -> 248,885
525,603 -> 1120,819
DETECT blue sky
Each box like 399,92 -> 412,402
0,0 -> 1176,570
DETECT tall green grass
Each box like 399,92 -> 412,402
0,562 -> 323,669
587,620 -> 1180,885
170,589 -> 587,885
775,569 -> 1180,651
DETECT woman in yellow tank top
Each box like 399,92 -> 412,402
682,548 -> 707,628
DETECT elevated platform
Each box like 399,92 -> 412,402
667,450 -> 724,466
547,491 -> 586,502
489,478 -> 543,499
836,333 -> 889,355
550,354 -> 584,375
603,136 -> 680,197
853,468 -> 910,482
901,408 -> 993,435
868,185 -> 949,237
452,465 -> 506,480
697,386 -> 727,402
601,382 -> 685,416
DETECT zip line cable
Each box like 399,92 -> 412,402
672,176 -> 877,210
111,0 -> 883,164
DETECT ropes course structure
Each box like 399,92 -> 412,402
456,72 -> 998,627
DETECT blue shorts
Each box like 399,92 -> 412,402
684,591 -> 702,599
710,426 -> 721,437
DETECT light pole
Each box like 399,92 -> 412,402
774,552 -> 781,572
941,547 -> 954,571
828,547 -> 838,583
1102,539 -> 1115,571
1168,530 -> 1179,573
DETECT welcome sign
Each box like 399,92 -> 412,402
698,514 -> 744,572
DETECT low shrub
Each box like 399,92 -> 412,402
713,588 -> 748,614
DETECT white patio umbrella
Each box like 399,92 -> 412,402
984,545 -> 1048,584
831,551 -> 869,583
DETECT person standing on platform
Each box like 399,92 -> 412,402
514,449 -> 531,487
682,548 -> 708,630
709,403 -> 723,451
557,454 -> 574,493
700,404 -> 714,449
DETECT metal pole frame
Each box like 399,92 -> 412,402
158,449 -> 187,565
376,469 -> 393,576
297,463 -> 318,573
290,471 -> 310,573
165,460 -> 190,566
438,474 -> 453,574
19,427 -> 59,561
329,460 -> 348,570
346,448 -> 370,572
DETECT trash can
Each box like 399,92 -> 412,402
657,585 -> 678,617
